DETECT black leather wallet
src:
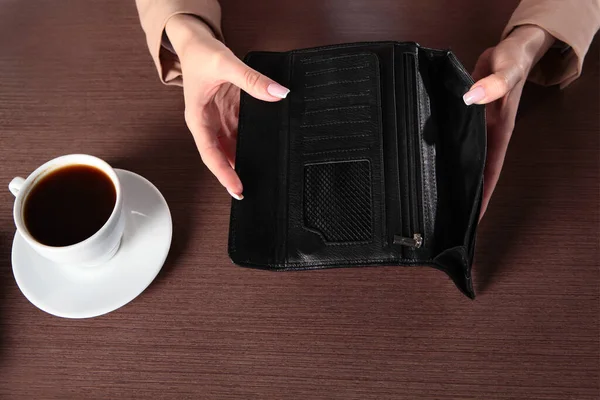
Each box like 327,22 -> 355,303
228,42 -> 486,298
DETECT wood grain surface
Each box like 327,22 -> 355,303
0,1 -> 598,399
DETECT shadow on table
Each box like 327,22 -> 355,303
474,83 -> 578,293
112,122 -> 211,280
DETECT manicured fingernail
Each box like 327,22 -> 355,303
227,189 -> 244,201
463,86 -> 485,105
267,83 -> 290,99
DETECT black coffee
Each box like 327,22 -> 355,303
24,164 -> 116,247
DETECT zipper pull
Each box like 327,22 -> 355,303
393,233 -> 423,248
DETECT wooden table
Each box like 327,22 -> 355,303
1,1 -> 598,398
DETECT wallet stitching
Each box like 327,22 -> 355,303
304,156 -> 373,164
300,53 -> 368,64
295,43 -> 395,55
300,120 -> 370,128
303,105 -> 369,115
305,78 -> 370,89
423,92 -> 437,243
292,42 -> 419,56
304,91 -> 371,102
283,53 -> 296,267
304,133 -> 372,142
305,65 -> 368,76
323,241 -> 371,246
372,50 -> 387,249
415,63 -> 431,246
304,147 -> 369,157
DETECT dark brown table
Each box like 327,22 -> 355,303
1,1 -> 598,398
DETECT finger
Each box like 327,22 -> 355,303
464,66 -> 522,105
185,109 -> 244,200
479,147 -> 503,220
479,165 -> 498,220
222,53 -> 289,102
212,84 -> 240,168
219,134 -> 237,169
478,120 -> 514,220
471,47 -> 493,82
201,143 -> 244,200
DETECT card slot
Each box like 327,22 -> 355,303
300,53 -> 367,65
301,54 -> 375,97
303,105 -> 369,115
301,138 -> 375,158
304,93 -> 375,114
305,64 -> 368,77
300,104 -> 373,128
305,78 -> 370,89
300,110 -> 376,152
301,81 -> 374,99
304,147 -> 370,157
300,120 -> 371,128
297,120 -> 379,138
304,133 -> 372,142
304,91 -> 371,102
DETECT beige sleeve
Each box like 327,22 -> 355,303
502,0 -> 600,88
135,0 -> 223,86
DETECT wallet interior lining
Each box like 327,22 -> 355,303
287,45 -> 479,264
230,43 -> 485,297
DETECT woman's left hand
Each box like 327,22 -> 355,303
464,25 -> 555,218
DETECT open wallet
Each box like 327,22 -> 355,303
228,42 -> 486,298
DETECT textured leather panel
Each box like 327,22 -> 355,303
228,51 -> 290,266
229,42 -> 486,298
304,160 -> 373,243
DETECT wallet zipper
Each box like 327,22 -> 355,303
395,53 -> 423,249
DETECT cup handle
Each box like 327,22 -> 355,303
9,177 -> 25,197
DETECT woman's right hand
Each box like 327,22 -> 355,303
165,14 -> 289,200
464,25 -> 554,218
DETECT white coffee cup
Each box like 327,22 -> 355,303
9,154 -> 125,267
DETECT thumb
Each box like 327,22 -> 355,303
223,53 -> 290,102
463,65 -> 522,105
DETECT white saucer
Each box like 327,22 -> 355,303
11,169 -> 173,319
